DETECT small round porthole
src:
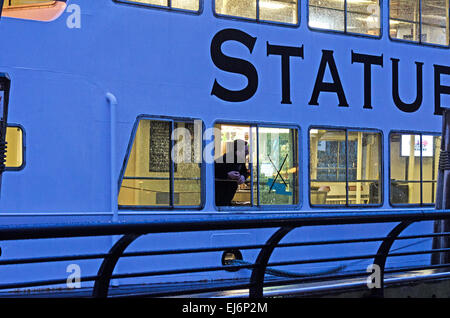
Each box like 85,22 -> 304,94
221,249 -> 243,272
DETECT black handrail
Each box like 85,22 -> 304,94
250,226 -> 294,298
0,209 -> 450,298
0,210 -> 447,241
370,221 -> 413,297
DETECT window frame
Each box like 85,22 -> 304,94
388,0 -> 450,48
113,0 -> 204,15
4,124 -> 26,172
308,125 -> 384,208
213,0 -> 300,28
213,120 -> 301,211
388,130 -> 441,207
118,115 -> 205,211
307,0 -> 383,39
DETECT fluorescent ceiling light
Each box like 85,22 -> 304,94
259,1 -> 288,10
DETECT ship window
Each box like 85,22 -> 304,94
214,123 -> 299,208
3,0 -> 55,7
5,126 -> 24,170
308,0 -> 381,36
214,0 -> 299,25
390,132 -> 441,206
118,118 -> 203,209
2,0 -> 66,22
390,0 -> 449,46
309,128 -> 382,206
115,0 -> 200,12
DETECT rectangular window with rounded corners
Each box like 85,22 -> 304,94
309,0 -> 380,36
5,125 -> 24,170
309,128 -> 382,207
215,0 -> 299,25
3,0 -> 55,7
118,117 -> 203,209
115,0 -> 200,12
214,123 -> 299,208
390,0 -> 449,46
2,0 -> 66,22
390,132 -> 441,206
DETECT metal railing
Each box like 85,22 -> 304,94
1,210 -> 450,298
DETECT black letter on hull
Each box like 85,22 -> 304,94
309,50 -> 348,107
392,58 -> 423,113
351,51 -> 383,109
434,64 -> 450,115
210,29 -> 258,102
267,42 -> 304,104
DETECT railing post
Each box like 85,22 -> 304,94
249,226 -> 294,298
370,221 -> 414,298
93,233 -> 141,298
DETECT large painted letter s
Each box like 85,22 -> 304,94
210,29 -> 258,102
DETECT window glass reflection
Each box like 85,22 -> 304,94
214,124 -> 299,207
310,129 -> 382,206
390,0 -> 449,45
5,126 -> 23,169
309,0 -> 380,36
119,0 -> 200,12
119,119 -> 202,208
390,133 -> 441,205
215,0 -> 298,24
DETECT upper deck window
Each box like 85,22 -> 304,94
215,0 -> 299,25
116,0 -> 200,12
309,0 -> 381,36
390,0 -> 449,46
2,0 -> 66,21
